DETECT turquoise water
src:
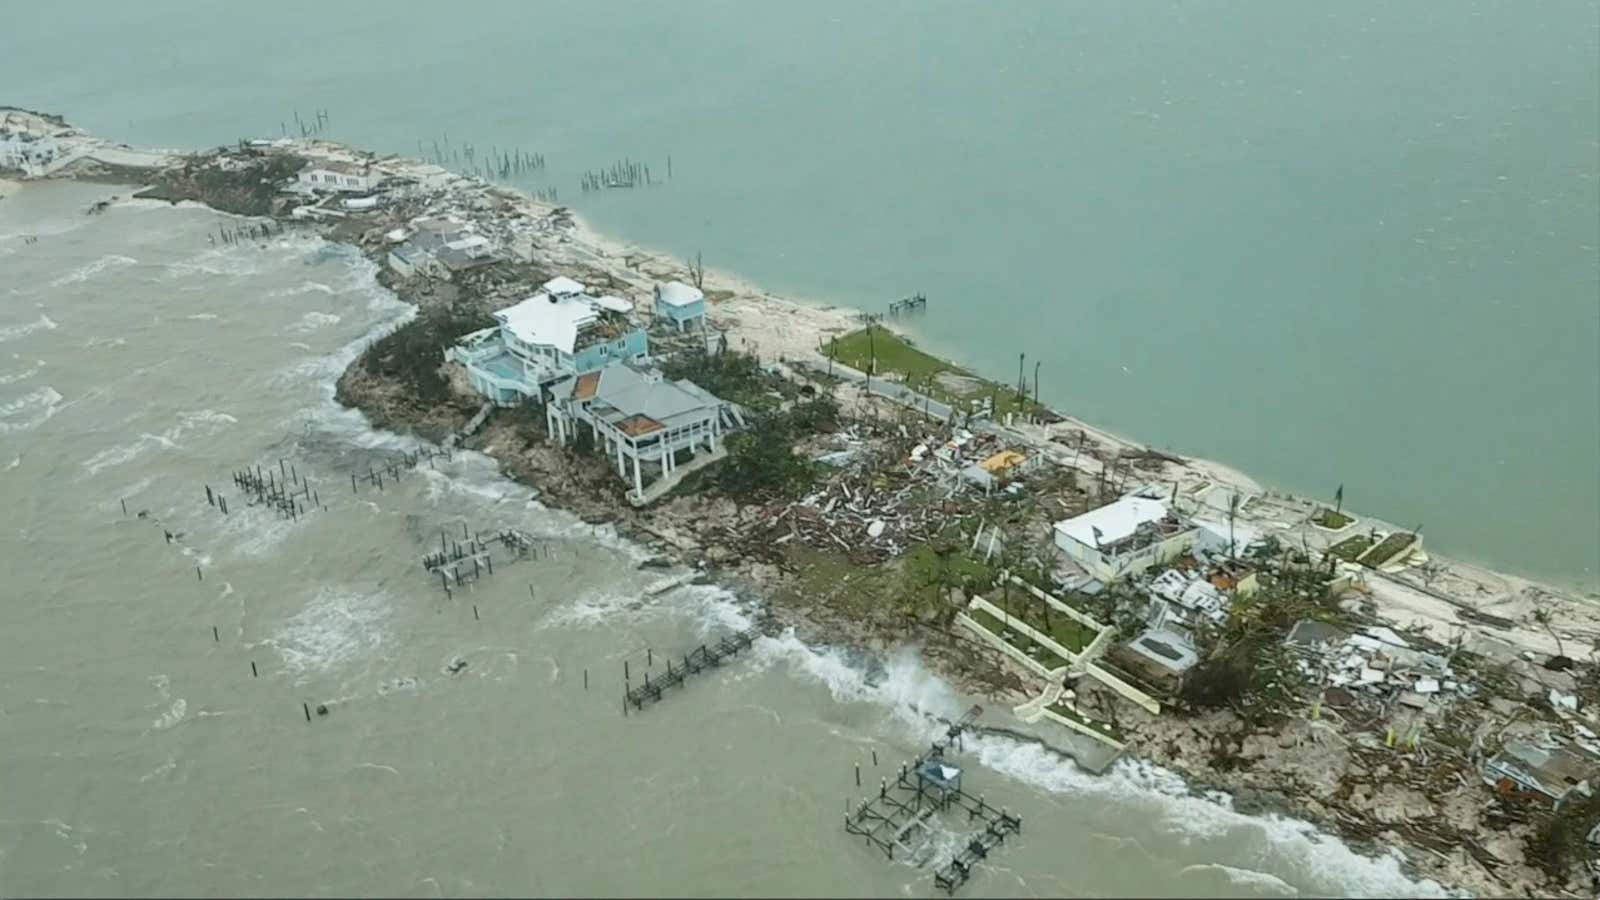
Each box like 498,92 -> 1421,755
5,0 -> 1597,589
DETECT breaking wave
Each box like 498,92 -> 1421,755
288,311 -> 342,333
0,386 -> 64,433
104,409 -> 234,469
268,585 -> 395,677
0,359 -> 45,385
80,409 -> 238,476
746,629 -> 1453,898
0,315 -> 58,344
48,254 -> 137,287
270,280 -> 337,298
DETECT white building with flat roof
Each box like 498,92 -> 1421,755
297,160 -> 385,193
1053,495 -> 1197,582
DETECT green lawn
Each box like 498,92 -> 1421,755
1327,534 -> 1372,563
1360,532 -> 1416,568
1004,596 -> 1099,653
968,608 -> 1073,670
1311,508 -> 1354,530
825,326 -> 1046,419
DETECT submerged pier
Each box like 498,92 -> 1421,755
622,626 -> 761,712
842,706 -> 1022,894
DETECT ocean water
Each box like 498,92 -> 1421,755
3,0 -> 1597,591
0,181 -> 1457,896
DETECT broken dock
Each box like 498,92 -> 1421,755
623,626 -> 761,712
843,706 -> 1022,894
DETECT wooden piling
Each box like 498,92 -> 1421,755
197,565 -> 203,581
473,604 -> 479,621
303,702 -> 311,722
584,669 -> 588,690
856,763 -> 861,786
121,498 -> 127,516
213,625 -> 219,642
251,661 -> 258,677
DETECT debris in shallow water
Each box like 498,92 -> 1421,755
446,659 -> 468,675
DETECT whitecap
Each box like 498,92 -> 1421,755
0,360 -> 45,384
288,311 -> 342,333
268,585 -> 394,676
150,698 -> 187,731
1180,863 -> 1300,897
0,315 -> 58,344
0,386 -> 64,433
80,409 -> 237,475
48,255 -> 137,287
270,281 -> 337,299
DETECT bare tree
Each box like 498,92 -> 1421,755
1417,561 -> 1448,591
685,251 -> 704,289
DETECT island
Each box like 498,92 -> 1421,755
6,105 -> 1598,897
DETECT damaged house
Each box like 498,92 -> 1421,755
296,160 -> 385,194
546,362 -> 743,504
387,218 -> 496,280
448,277 -> 649,406
1052,493 -> 1197,582
1483,736 -> 1600,809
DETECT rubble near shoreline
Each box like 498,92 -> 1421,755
10,107 -> 1600,897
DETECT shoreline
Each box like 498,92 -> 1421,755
8,109 -> 1599,897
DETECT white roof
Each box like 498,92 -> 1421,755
594,294 -> 634,314
657,281 -> 704,308
543,276 -> 587,297
494,294 -> 597,354
1054,496 -> 1172,549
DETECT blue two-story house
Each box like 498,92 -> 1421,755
447,277 -> 650,406
654,281 -> 708,331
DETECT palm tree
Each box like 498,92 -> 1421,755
1227,491 -> 1241,560
1532,607 -> 1568,659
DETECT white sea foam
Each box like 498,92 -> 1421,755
0,315 -> 58,344
185,313 -> 219,321
48,254 -> 136,287
269,585 -> 394,677
0,360 -> 45,384
1180,863 -> 1301,896
83,336 -> 126,349
288,311 -> 342,333
81,409 -> 237,476
0,386 -> 64,433
161,248 -> 262,280
270,280 -> 337,299
138,755 -> 178,783
150,698 -> 187,731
